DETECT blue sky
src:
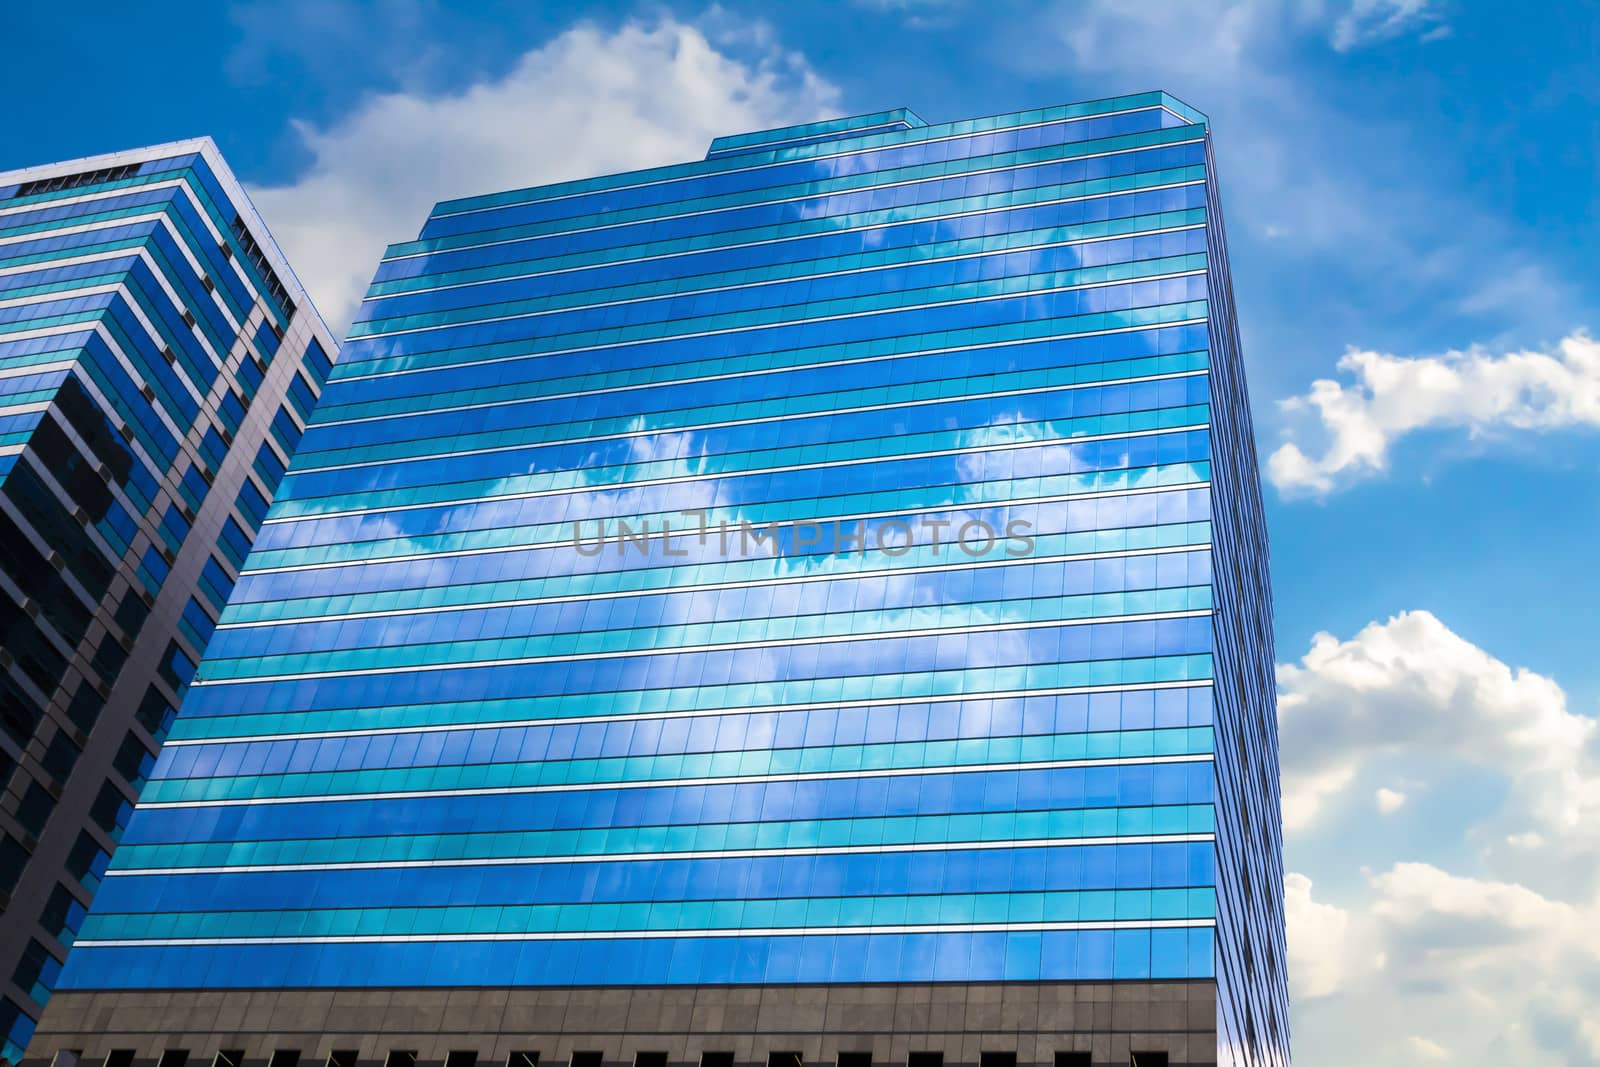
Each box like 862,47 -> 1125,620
6,3 -> 1600,1063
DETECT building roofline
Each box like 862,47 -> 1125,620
0,137 -> 334,346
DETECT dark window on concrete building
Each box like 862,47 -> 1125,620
635,1054 -> 666,1067
41,880 -> 89,945
11,938 -> 58,994
570,1053 -> 602,1067
41,730 -> 81,781
1130,1055 -> 1168,1067
1054,1055 -> 1090,1067
89,779 -> 132,836
700,1055 -> 732,1067
384,1053 -> 416,1067
507,1053 -> 539,1067
769,1054 -> 802,1067
215,1051 -> 243,1067
104,1051 -> 135,1067
981,1054 -> 1016,1067
908,1054 -> 942,1067
64,832 -> 109,889
17,780 -> 55,835
446,1053 -> 478,1067
0,835 -> 28,893
267,1051 -> 300,1067
65,683 -> 102,733
837,1054 -> 871,1067
157,1051 -> 190,1067
328,1052 -> 358,1067
134,685 -> 176,738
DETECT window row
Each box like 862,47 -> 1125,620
158,688 -> 1213,781
58,926 -> 1217,990
110,803 -> 1218,874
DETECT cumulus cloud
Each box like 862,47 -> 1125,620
1363,863 -> 1600,1063
1268,332 -> 1600,495
1277,609 -> 1600,836
1279,613 -> 1600,1065
250,16 -> 839,332
1284,872 -> 1351,999
1288,860 -> 1600,1064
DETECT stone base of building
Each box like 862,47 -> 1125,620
23,981 -> 1216,1067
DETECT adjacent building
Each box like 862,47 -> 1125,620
0,141 -> 336,1059
27,95 -> 1286,1067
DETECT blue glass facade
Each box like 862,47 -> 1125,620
0,141 -> 337,1060
46,95 -> 1285,1066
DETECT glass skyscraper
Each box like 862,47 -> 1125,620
28,95 -> 1285,1067
0,141 -> 336,1060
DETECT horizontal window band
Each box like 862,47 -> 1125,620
143,723 -> 1216,806
0,193 -> 186,244
334,255 -> 1203,428
369,217 -> 1206,322
166,678 -> 1215,746
0,176 -> 189,221
78,889 -> 1221,944
339,197 -> 1208,383
419,115 -> 1196,238
0,241 -> 162,279
107,801 -> 1218,865
136,751 -> 1214,810
347,258 -> 1203,365
0,271 -> 132,308
222,520 -> 1212,620
366,215 -> 1204,312
73,916 -> 1214,949
385,131 -> 1203,262
308,334 -> 1208,438
191,607 -> 1211,687
322,328 -> 1206,447
217,541 -> 1212,632
427,102 -> 1188,220
266,418 -> 1210,524
272,413 -> 1208,526
232,297 -> 1207,421
242,478 -> 1212,577
204,584 -> 1214,673
294,367 -> 1208,478
240,473 -> 1212,585
106,831 -> 1217,876
352,218 -> 1204,340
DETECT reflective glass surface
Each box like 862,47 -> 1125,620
58,98 -> 1282,1063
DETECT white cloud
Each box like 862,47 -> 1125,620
1375,787 -> 1408,814
1288,860 -> 1600,1064
1331,0 -> 1449,51
1285,871 -> 1352,999
1277,610 -> 1600,836
1268,332 -> 1600,495
1278,614 -> 1600,1065
250,15 -> 839,332
1363,863 -> 1600,1064
1028,0 -> 1448,84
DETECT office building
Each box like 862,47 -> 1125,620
28,96 -> 1286,1067
0,140 -> 336,1059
